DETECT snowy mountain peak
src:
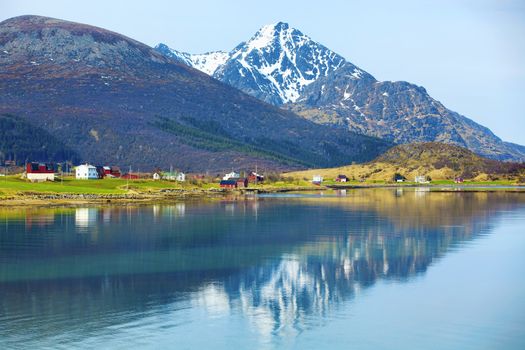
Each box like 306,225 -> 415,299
245,22 -> 295,50
156,22 -> 364,105
215,22 -> 350,104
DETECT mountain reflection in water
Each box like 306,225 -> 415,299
0,190 -> 523,347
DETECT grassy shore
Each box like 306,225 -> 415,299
0,175 -> 523,207
0,175 -> 317,206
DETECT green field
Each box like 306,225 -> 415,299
0,175 -> 521,201
0,176 -> 217,196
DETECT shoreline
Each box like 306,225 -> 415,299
1,184 -> 524,207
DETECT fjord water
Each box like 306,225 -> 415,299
1,190 -> 524,349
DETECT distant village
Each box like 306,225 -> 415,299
0,161 -> 464,187
9,161 -> 269,189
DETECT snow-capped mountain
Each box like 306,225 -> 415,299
155,44 -> 228,76
155,22 -> 525,162
156,22 -> 363,105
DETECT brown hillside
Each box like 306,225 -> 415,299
287,142 -> 525,181
0,15 -> 390,171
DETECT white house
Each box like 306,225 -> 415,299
223,171 -> 240,180
312,175 -> 323,183
76,164 -> 98,180
163,171 -> 185,182
415,175 -> 430,184
153,172 -> 161,180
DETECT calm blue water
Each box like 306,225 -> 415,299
1,189 -> 524,349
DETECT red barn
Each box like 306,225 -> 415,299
26,162 -> 55,182
220,179 -> 237,188
103,166 -> 121,178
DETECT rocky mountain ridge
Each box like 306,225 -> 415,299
156,23 -> 525,162
0,15 -> 390,171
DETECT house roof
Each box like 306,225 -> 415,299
76,164 -> 96,170
220,180 -> 237,185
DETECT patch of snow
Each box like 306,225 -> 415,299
247,23 -> 277,51
190,51 -> 229,75
382,92 -> 389,97
351,69 -> 362,79
343,86 -> 351,100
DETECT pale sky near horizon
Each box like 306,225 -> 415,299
1,0 -> 524,145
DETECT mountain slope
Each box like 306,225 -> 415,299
156,23 -> 525,162
291,64 -> 525,162
0,15 -> 391,172
286,142 -> 525,182
0,113 -> 80,164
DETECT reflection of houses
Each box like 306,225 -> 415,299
75,164 -> 98,180
151,203 -> 187,218
414,187 -> 430,197
164,203 -> 186,217
75,208 -> 98,228
26,162 -> 55,182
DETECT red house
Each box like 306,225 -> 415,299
103,166 -> 121,178
248,172 -> 264,183
220,179 -> 237,188
236,178 -> 248,188
26,162 -> 55,182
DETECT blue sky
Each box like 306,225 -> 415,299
2,0 -> 524,145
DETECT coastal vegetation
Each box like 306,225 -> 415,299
286,143 -> 525,183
